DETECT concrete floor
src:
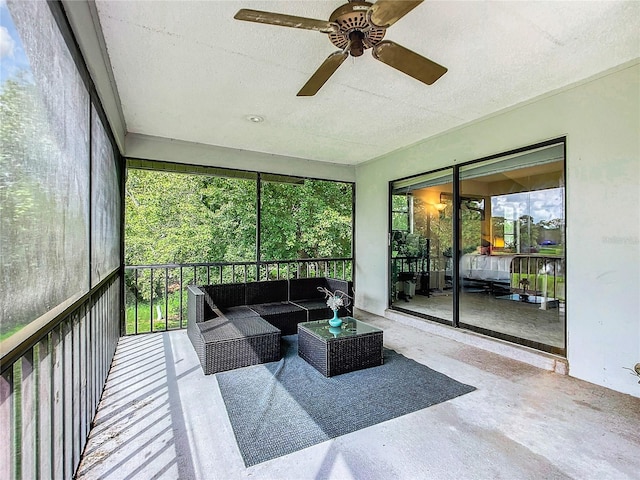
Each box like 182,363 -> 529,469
77,311 -> 640,480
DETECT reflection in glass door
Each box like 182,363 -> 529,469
389,141 -> 566,355
458,144 -> 565,353
390,169 -> 454,324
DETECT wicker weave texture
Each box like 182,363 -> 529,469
187,286 -> 206,365
246,280 -> 289,305
203,283 -> 247,309
289,277 -> 350,301
203,332 -> 281,374
197,316 -> 281,374
221,306 -> 262,320
290,299 -> 332,321
189,278 -> 355,374
251,302 -> 307,335
298,324 -> 383,377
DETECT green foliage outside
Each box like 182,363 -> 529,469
1,79 -> 49,342
125,288 -> 186,334
261,180 -> 353,260
126,170 -> 257,265
126,170 -> 353,266
124,170 -> 354,334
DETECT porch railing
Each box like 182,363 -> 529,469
510,255 -> 565,303
124,258 -> 353,336
0,273 -> 120,479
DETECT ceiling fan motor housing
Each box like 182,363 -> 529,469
328,1 -> 386,56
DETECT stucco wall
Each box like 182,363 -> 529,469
355,62 -> 640,396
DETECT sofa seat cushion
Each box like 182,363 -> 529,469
250,301 -> 307,335
221,306 -> 261,320
249,301 -> 303,317
290,299 -> 333,321
197,316 -> 277,341
195,316 -> 281,374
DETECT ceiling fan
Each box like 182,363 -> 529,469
234,0 -> 447,96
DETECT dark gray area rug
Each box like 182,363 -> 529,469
216,335 -> 476,467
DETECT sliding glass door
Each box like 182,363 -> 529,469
390,169 -> 454,324
390,141 -> 566,354
458,144 -> 565,353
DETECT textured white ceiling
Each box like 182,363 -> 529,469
95,0 -> 640,165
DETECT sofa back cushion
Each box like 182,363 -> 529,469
289,277 -> 329,301
326,278 -> 351,297
202,283 -> 246,309
289,277 -> 351,301
246,280 -> 288,305
200,287 -> 220,320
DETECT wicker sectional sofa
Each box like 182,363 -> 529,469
187,277 -> 352,374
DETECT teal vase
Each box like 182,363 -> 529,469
328,309 -> 342,327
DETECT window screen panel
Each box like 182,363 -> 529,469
1,0 -> 90,339
91,105 -> 121,287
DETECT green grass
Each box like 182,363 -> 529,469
125,290 -> 188,335
0,323 -> 29,343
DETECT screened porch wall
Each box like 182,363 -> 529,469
0,1 -> 124,477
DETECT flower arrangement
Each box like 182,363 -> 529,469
317,287 -> 351,312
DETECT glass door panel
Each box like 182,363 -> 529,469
458,144 -> 565,353
390,169 -> 454,324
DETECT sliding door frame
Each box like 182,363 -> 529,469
389,137 -> 567,355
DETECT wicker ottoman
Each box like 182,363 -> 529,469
196,316 -> 281,374
298,317 -> 383,377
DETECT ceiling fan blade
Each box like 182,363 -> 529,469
234,9 -> 338,33
297,51 -> 349,97
372,40 -> 447,85
369,0 -> 424,28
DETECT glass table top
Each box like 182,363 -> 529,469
298,317 -> 382,340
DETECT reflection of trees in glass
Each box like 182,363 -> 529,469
403,191 -> 564,258
460,208 -> 482,254
491,188 -> 564,254
391,194 -> 409,231
538,218 -> 564,253
493,215 -> 563,254
517,215 -> 540,253
410,196 -> 481,256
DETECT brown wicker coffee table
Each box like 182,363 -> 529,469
297,317 -> 383,377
